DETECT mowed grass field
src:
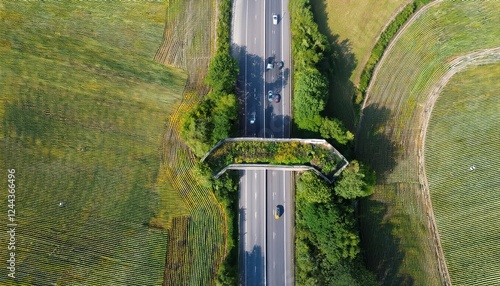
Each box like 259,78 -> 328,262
355,0 -> 500,285
311,0 -> 409,84
0,2 -> 188,285
310,0 -> 409,128
425,64 -> 500,286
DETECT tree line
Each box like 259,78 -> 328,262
289,0 -> 354,146
290,0 -> 379,283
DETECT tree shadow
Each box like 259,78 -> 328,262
355,104 -> 398,182
310,0 -> 360,131
355,104 -> 418,285
241,244 -> 265,286
232,43 -> 292,139
359,199 -> 415,286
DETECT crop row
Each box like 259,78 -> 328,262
356,0 -> 500,284
160,88 -> 227,285
425,64 -> 500,286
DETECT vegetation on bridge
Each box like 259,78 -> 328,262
203,140 -> 346,180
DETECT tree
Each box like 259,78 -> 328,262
294,69 -> 329,131
334,160 -> 375,199
206,52 -> 239,93
320,118 -> 354,145
297,171 -> 332,203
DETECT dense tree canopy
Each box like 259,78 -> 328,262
295,171 -> 377,285
334,160 -> 375,199
206,52 -> 239,93
294,69 -> 329,130
297,171 -> 332,203
320,117 -> 354,145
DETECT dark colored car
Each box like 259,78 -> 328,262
277,61 -> 284,69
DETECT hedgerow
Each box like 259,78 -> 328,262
358,0 -> 433,98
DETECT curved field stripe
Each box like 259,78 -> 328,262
424,63 -> 500,286
155,0 -> 229,283
356,0 -> 500,284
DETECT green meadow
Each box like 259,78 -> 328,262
0,2 -> 186,285
425,64 -> 500,286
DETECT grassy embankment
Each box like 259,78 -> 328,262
425,64 -> 500,286
311,0 -> 434,128
310,0 -> 409,128
0,2 -> 187,285
355,1 -> 500,284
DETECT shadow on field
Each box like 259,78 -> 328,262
310,0 -> 359,131
356,105 -> 412,284
355,104 -> 398,182
359,199 -> 415,286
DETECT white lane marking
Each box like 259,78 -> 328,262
255,191 -> 257,199
255,211 -> 257,218
273,232 -> 276,239
254,37 -> 257,44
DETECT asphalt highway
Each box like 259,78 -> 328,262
232,0 -> 293,284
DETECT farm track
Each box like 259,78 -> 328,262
356,0 -> 500,284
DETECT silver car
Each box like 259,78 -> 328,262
272,14 -> 278,25
249,112 -> 256,124
268,90 -> 274,102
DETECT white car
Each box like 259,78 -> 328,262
272,14 -> 278,25
249,112 -> 256,124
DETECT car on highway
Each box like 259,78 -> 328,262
266,60 -> 274,70
274,205 -> 283,219
268,90 -> 274,102
272,14 -> 278,25
277,61 -> 284,69
274,94 -> 280,103
249,112 -> 256,124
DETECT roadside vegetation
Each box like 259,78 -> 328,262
170,0 -> 240,284
356,0 -> 500,284
289,0 -> 379,283
295,164 -> 376,285
425,64 -> 500,285
0,1 -> 186,284
180,0 -> 239,158
289,0 -> 353,148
